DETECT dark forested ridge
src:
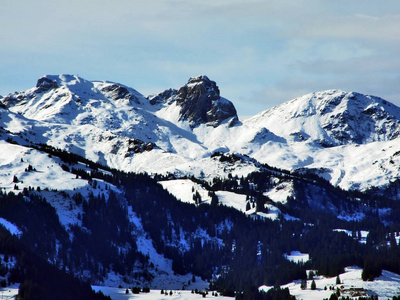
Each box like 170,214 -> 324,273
1,145 -> 400,299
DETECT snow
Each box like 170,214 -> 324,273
0,218 -> 22,236
258,204 -> 288,221
337,212 -> 365,222
160,179 -> 294,221
98,266 -> 400,299
160,180 -> 247,212
160,179 -> 211,205
4,77 -> 400,195
6,75 -> 400,195
284,251 -> 310,264
0,141 -> 88,193
0,139 -> 126,236
215,191 -> 249,213
264,181 -> 293,204
0,140 -> 119,232
333,229 -> 369,244
92,288 -> 234,300
4,76 -> 400,298
261,266 -> 400,299
240,91 -> 400,191
0,284 -> 19,299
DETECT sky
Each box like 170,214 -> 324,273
1,0 -> 400,117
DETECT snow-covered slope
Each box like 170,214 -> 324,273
235,90 -> 400,191
260,266 -> 400,299
246,90 -> 400,146
3,75 -> 400,193
0,136 -> 209,289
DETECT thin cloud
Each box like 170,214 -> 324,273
1,0 -> 400,116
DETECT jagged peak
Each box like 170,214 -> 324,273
149,76 -> 238,128
147,88 -> 177,105
188,74 -> 211,83
176,75 -> 237,127
184,75 -> 220,97
36,76 -> 59,93
98,82 -> 141,104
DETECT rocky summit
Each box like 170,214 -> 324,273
149,75 -> 238,128
174,75 -> 239,127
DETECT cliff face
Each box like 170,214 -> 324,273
170,75 -> 238,127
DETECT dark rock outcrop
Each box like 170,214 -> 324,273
148,88 -> 178,105
100,84 -> 139,103
175,75 -> 238,127
36,77 -> 59,93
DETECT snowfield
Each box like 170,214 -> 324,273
0,217 -> 22,236
284,251 -> 310,264
94,266 -> 400,299
92,288 -> 233,300
160,179 -> 286,220
260,266 -> 400,299
160,180 -> 211,205
333,229 -> 370,244
0,284 -> 19,299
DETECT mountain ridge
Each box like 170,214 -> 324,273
2,74 -> 400,193
246,89 -> 400,146
3,75 -> 400,296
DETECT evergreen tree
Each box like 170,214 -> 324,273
311,279 -> 316,290
336,275 -> 341,285
210,192 -> 219,206
329,293 -> 338,300
300,279 -> 307,290
362,257 -> 382,281
308,270 -> 314,280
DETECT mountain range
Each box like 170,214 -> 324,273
1,74 -> 400,298
3,74 -> 400,193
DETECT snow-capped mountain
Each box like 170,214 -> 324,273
246,89 -> 400,146
236,90 -> 400,191
2,74 -> 400,193
3,74 -> 400,298
0,74 -> 256,180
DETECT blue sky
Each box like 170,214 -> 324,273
1,0 -> 400,116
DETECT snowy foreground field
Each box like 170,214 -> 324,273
92,287 -> 233,300
0,284 -> 19,299
1,267 -> 400,299
261,266 -> 400,299
94,266 -> 400,300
